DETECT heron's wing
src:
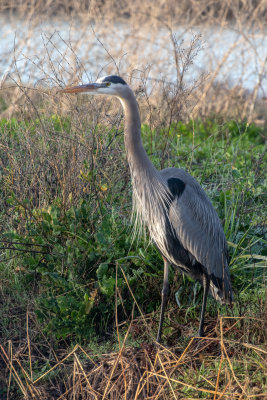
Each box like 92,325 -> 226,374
168,181 -> 232,302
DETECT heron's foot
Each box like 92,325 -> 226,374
154,340 -> 172,351
187,331 -> 205,341
198,328 -> 205,338
155,335 -> 164,348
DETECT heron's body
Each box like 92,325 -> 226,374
63,75 -> 233,340
137,165 -> 231,303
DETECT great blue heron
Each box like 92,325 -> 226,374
62,75 -> 233,341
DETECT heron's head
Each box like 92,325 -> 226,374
62,75 -> 129,97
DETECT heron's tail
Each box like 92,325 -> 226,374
209,268 -> 233,305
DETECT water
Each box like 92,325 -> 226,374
0,15 -> 266,96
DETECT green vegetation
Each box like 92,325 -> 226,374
0,116 -> 266,398
1,117 -> 265,338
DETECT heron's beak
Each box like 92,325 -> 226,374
62,83 -> 103,93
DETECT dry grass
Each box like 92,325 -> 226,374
1,0 -> 267,24
0,0 -> 267,123
1,313 -> 266,399
0,31 -> 204,213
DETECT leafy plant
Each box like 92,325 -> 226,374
1,118 -> 265,343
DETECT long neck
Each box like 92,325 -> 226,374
118,88 -> 171,250
118,89 -> 156,177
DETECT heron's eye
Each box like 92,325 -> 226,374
106,82 -> 111,87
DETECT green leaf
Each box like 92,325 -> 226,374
96,263 -> 109,280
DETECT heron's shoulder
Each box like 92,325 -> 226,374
160,167 -> 199,187
160,167 -> 211,203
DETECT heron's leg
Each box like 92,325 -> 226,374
156,258 -> 169,343
198,274 -> 210,337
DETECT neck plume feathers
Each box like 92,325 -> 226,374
118,90 -> 171,248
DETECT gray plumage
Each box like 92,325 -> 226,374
63,75 -> 233,340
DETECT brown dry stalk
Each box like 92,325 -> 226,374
32,344 -> 79,384
0,344 -> 27,397
216,381 -> 231,400
1,324 -> 266,399
102,322 -> 132,399
220,316 -> 247,398
147,371 -> 224,396
119,264 -> 153,339
73,352 -> 100,399
157,352 -> 178,399
214,354 -> 224,400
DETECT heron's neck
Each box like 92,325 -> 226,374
118,89 -> 170,247
119,90 -> 156,176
